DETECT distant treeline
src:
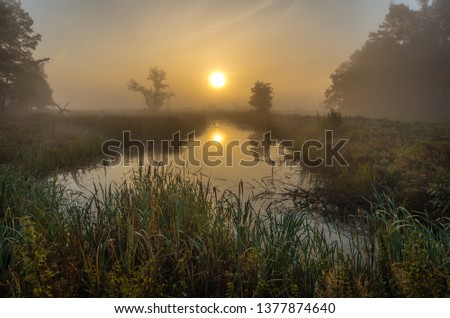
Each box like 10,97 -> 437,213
325,1 -> 450,121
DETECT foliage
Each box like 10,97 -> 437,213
0,111 -> 448,217
297,117 -> 450,218
325,107 -> 343,130
0,166 -> 448,297
0,111 -> 448,296
0,111 -> 208,176
248,81 -> 273,112
128,67 -> 175,110
325,1 -> 450,121
0,0 -> 53,111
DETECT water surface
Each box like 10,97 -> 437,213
61,121 -> 313,205
58,121 -> 359,252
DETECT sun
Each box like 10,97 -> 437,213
209,72 -> 226,89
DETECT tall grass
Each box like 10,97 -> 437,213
277,117 -> 450,218
1,111 -> 448,218
0,111 -> 211,177
0,165 -> 448,297
0,111 -> 449,296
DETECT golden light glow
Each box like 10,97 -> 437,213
212,132 -> 223,143
209,72 -> 226,89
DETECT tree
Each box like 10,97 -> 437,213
0,0 -> 53,111
324,1 -> 450,121
248,81 -> 273,112
50,101 -> 70,114
128,67 -> 175,110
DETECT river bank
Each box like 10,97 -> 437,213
0,110 -> 448,297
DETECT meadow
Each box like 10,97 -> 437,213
0,110 -> 448,297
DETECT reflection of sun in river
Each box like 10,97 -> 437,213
212,132 -> 224,143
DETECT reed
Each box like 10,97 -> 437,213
1,111 -> 448,219
0,165 -> 447,297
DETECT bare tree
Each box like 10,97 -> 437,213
51,101 -> 70,114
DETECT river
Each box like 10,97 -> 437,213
57,121 -> 359,251
59,121 -> 313,206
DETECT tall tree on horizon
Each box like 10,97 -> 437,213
324,0 -> 450,121
0,0 -> 53,111
248,81 -> 273,112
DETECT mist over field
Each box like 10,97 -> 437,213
18,0 -> 440,119
0,0 -> 449,300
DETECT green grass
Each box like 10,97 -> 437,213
198,110 -> 449,218
0,110 -> 448,216
0,111 -> 208,176
0,165 -> 448,297
260,115 -> 450,219
0,110 -> 448,296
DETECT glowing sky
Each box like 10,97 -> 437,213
21,0 -> 420,112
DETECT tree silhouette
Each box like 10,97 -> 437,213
249,81 -> 273,112
0,0 -> 53,111
128,67 -> 175,110
325,1 -> 450,121
51,101 -> 70,114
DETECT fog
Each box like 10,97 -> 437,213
21,0 -> 419,112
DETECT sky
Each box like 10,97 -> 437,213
21,0 -> 420,112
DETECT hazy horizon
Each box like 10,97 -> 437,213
22,0 -> 420,112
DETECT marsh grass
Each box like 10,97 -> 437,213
277,117 -> 450,219
203,111 -> 449,218
0,165 -> 448,297
0,110 -> 448,296
0,111 -> 209,176
1,111 -> 448,217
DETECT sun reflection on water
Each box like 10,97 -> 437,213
212,132 -> 224,143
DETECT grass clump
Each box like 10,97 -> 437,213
270,117 -> 450,219
0,111 -> 209,176
0,165 -> 448,297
